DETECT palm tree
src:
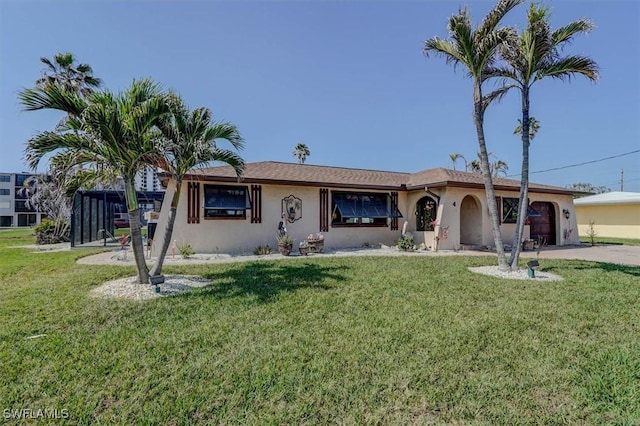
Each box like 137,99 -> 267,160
495,4 -> 599,270
292,143 -> 310,164
514,117 -> 540,140
37,52 -> 102,97
424,0 -> 523,270
467,152 -> 508,177
448,153 -> 466,170
493,159 -> 509,177
21,79 -> 171,284
148,96 -> 245,278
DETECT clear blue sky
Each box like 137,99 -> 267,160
1,1 -> 639,191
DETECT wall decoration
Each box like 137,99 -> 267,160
282,195 -> 302,223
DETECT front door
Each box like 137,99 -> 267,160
529,202 -> 556,246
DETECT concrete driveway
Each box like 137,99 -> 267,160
516,244 -> 640,267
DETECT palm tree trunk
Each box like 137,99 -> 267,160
509,86 -> 531,270
125,178 -> 150,284
473,82 -> 508,270
149,179 -> 182,277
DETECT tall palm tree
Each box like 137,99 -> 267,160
292,143 -> 310,164
21,79 -> 171,284
149,96 -> 245,278
495,4 -> 599,270
424,0 -> 523,270
37,52 -> 102,97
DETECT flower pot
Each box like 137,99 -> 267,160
278,244 -> 293,256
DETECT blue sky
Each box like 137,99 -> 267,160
1,1 -> 639,191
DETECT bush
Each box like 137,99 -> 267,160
397,235 -> 415,251
178,243 -> 195,259
34,218 -> 70,245
253,245 -> 272,255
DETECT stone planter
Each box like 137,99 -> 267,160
299,239 -> 324,255
278,244 -> 293,256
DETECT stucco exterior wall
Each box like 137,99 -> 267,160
575,204 -> 640,239
153,179 -> 579,255
404,187 -> 579,250
153,181 -> 408,254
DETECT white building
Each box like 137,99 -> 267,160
0,172 -> 46,227
135,166 -> 164,192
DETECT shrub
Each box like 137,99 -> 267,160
397,235 -> 415,251
253,245 -> 272,255
276,233 -> 294,246
178,243 -> 195,259
34,218 -> 70,245
587,220 -> 597,246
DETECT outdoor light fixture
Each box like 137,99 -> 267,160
527,260 -> 540,278
563,209 -> 571,220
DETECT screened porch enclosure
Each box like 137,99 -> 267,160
70,190 -> 164,247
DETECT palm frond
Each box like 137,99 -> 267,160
482,83 -> 517,111
423,38 -> 467,72
476,0 -> 524,41
536,55 -> 599,82
19,85 -> 87,115
552,19 -> 595,46
24,131 -> 96,170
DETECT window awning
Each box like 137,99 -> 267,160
334,194 -> 402,218
204,187 -> 251,209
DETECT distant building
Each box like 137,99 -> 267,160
0,172 -> 46,227
574,191 -> 640,239
135,166 -> 164,192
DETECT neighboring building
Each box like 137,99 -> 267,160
0,172 -> 46,227
574,191 -> 640,239
152,162 -> 581,255
135,166 -> 164,192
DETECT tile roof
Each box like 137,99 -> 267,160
188,161 -> 409,189
185,161 -> 575,194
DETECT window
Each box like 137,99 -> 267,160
0,189 -> 10,196
331,192 -> 401,227
15,200 -> 33,212
416,196 -> 438,231
0,175 -> 10,183
15,174 -> 29,187
502,198 -> 519,223
203,185 -> 250,219
501,198 -> 542,223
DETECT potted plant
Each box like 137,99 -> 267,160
276,233 -> 294,256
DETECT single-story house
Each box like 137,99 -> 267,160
152,161 -> 581,254
574,191 -> 640,239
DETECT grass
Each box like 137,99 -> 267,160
579,236 -> 640,246
1,230 -> 639,424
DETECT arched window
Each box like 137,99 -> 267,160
416,196 -> 437,231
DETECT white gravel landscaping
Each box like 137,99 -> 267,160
468,266 -> 563,281
89,274 -> 212,301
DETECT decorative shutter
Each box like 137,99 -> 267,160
390,191 -> 399,230
319,188 -> 329,232
251,185 -> 262,223
495,196 -> 502,224
187,181 -> 200,224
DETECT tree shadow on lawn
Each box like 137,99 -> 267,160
179,261 -> 348,303
543,260 -> 640,278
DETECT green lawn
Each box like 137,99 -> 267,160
1,230 -> 638,424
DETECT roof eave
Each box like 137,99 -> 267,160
182,173 -> 405,191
